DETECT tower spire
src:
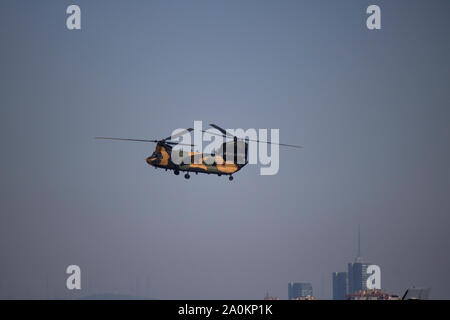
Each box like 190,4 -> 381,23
356,224 -> 362,262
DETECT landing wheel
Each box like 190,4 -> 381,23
174,170 -> 179,175
184,173 -> 190,179
229,176 -> 234,181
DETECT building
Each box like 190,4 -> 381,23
332,226 -> 382,296
288,282 -> 313,300
332,272 -> 348,300
264,296 -> 280,300
347,261 -> 371,294
264,291 -> 280,300
346,289 -> 400,300
346,225 -> 376,294
292,296 -> 316,300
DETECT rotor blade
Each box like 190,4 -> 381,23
163,128 -> 193,141
209,124 -> 234,138
95,137 -> 158,143
201,131 -> 302,149
165,141 -> 196,147
252,140 -> 302,149
201,130 -> 229,139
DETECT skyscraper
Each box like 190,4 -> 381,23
288,282 -> 313,299
347,261 -> 371,294
347,225 -> 371,294
332,272 -> 348,300
332,226 -> 381,297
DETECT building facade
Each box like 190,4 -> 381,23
288,282 -> 313,300
332,272 -> 348,300
347,262 -> 371,294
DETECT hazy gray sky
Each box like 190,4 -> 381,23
1,0 -> 449,299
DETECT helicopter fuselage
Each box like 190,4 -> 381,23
146,143 -> 247,178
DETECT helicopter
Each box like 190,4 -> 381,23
95,124 -> 300,181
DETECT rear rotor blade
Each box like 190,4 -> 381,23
209,124 -> 234,138
240,136 -> 302,149
201,130 -> 302,149
201,130 -> 229,139
254,140 -> 302,149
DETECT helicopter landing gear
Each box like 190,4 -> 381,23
174,170 -> 179,176
184,173 -> 190,179
229,176 -> 234,181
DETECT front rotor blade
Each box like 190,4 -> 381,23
163,128 -> 193,141
95,137 -> 158,143
165,141 -> 196,147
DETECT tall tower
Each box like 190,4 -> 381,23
355,224 -> 362,262
348,225 -> 371,293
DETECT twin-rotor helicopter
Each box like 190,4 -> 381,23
95,124 -> 300,181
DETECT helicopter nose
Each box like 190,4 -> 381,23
146,156 -> 156,165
